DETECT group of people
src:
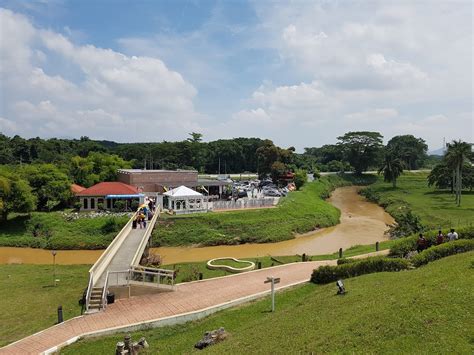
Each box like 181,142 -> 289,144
416,228 -> 459,252
132,197 -> 157,229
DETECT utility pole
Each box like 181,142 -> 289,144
51,250 -> 57,286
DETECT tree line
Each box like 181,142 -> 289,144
0,130 -> 449,219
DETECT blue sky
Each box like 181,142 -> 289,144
0,0 -> 472,151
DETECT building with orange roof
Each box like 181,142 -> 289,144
75,182 -> 144,211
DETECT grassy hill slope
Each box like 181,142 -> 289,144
361,172 -> 474,229
62,252 -> 474,354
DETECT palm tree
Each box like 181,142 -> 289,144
445,141 -> 473,206
378,151 -> 404,188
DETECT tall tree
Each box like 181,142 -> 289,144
378,150 -> 405,188
445,140 -> 473,206
0,174 -> 36,220
187,132 -> 203,143
337,131 -> 384,175
386,135 -> 428,170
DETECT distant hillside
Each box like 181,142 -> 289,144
428,147 -> 445,156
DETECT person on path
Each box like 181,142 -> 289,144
447,228 -> 458,241
436,230 -> 444,245
416,233 -> 427,252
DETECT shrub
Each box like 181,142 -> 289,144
411,240 -> 474,267
101,218 -> 120,234
294,169 -> 308,190
387,210 -> 424,239
336,258 -> 358,265
113,200 -> 126,212
131,200 -> 139,211
311,257 -> 410,284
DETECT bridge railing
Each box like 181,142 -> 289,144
101,266 -> 175,308
130,208 -> 160,267
85,211 -> 137,311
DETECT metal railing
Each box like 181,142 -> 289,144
85,273 -> 94,312
84,211 -> 137,312
129,266 -> 175,290
100,267 -> 175,308
130,208 -> 160,267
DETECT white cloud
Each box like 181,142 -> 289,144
0,8 -> 203,141
344,108 -> 399,123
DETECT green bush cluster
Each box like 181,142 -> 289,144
336,258 -> 359,265
310,257 -> 410,284
389,226 -> 474,257
0,212 -> 129,249
411,240 -> 474,267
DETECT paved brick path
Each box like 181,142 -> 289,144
1,260 -> 339,354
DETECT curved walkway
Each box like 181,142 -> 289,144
1,251 -> 386,354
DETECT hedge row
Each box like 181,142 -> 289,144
389,226 -> 474,258
411,239 -> 474,267
311,257 -> 411,284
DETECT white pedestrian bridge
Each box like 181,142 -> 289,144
85,210 -> 175,313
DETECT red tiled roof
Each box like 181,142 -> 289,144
76,182 -> 139,196
71,184 -> 86,194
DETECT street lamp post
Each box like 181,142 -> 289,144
51,250 -> 57,286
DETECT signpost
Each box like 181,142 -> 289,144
264,276 -> 280,312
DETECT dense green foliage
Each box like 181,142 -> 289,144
411,239 -> 474,266
311,256 -> 410,284
154,176 -> 356,247
0,264 -> 89,347
360,172 -> 474,231
428,140 -> 474,207
62,252 -> 474,354
386,134 -> 428,170
0,212 -> 129,249
337,131 -> 384,175
0,173 -> 36,220
378,149 -> 405,188
68,152 -> 132,187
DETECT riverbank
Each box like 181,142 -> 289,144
0,180 -> 393,265
361,172 -> 474,229
153,175 -> 375,247
61,252 -> 474,354
0,212 -> 129,250
151,185 -> 393,264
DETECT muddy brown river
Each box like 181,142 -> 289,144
0,186 -> 394,265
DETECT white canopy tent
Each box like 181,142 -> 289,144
163,185 -> 207,214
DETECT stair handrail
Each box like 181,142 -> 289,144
85,272 -> 94,312
101,271 -> 110,310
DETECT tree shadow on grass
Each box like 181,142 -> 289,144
424,190 -> 474,196
0,214 -> 30,235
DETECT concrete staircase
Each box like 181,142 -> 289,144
88,287 -> 103,312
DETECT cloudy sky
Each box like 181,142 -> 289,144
0,0 -> 472,151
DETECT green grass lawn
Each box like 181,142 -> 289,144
61,252 -> 474,354
362,172 -> 474,229
153,175 -> 374,247
0,212 -> 129,249
0,264 -> 90,347
0,243 -> 393,347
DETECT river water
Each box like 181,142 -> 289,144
0,186 -> 394,265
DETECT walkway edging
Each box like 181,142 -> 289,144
43,278 -> 310,354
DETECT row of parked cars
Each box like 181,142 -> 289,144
229,179 -> 295,198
